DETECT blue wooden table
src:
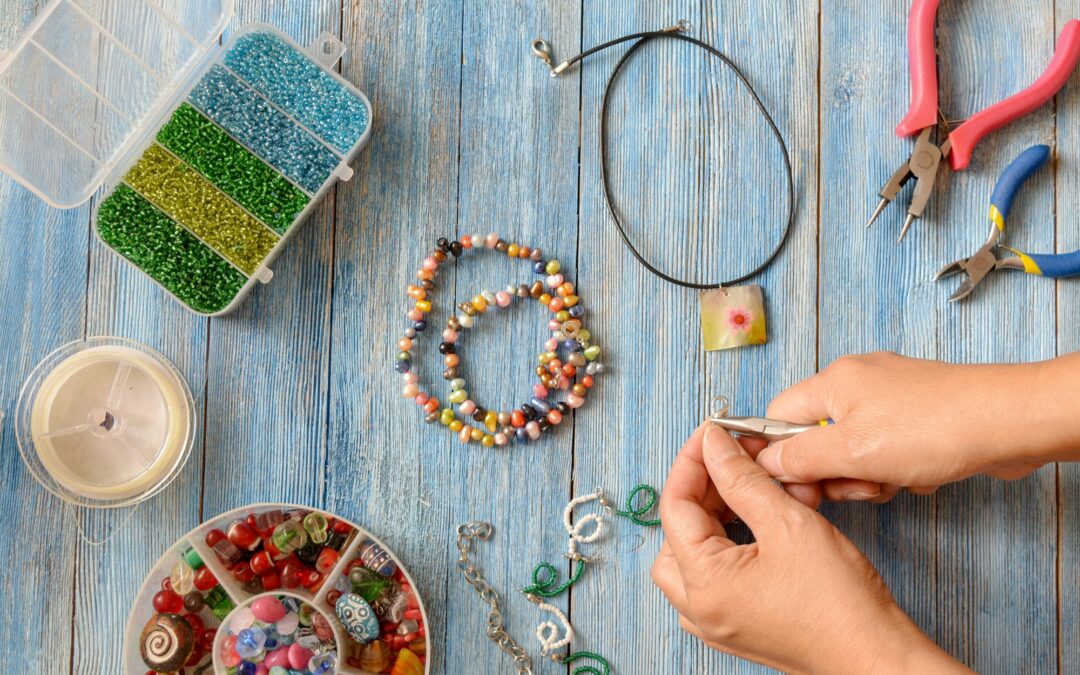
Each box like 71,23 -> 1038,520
1,0 -> 1077,672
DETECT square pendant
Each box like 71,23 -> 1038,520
700,285 -> 767,351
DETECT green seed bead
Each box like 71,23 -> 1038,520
396,351 -> 410,362
450,378 -> 466,390
584,345 -> 601,361
545,259 -> 561,275
449,389 -> 467,404
577,328 -> 591,343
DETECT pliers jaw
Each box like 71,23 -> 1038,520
865,128 -> 947,243
934,227 -> 1003,301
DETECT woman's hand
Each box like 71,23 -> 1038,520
757,352 -> 1078,502
652,424 -> 967,673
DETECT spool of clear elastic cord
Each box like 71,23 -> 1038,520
16,337 -> 195,509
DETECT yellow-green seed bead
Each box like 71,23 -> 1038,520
584,345 -> 601,361
481,434 -> 495,447
555,310 -> 570,322
577,329 -> 591,343
449,420 -> 463,432
440,409 -> 455,425
539,352 -> 554,365
484,411 -> 497,432
449,389 -> 467,404
545,260 -> 561,275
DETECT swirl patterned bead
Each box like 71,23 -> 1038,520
139,612 -> 195,673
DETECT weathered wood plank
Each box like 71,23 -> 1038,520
329,0 -> 580,671
1055,2 -> 1080,671
821,0 -> 1058,671
574,1 -> 818,672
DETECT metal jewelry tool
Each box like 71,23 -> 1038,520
708,396 -> 829,442
866,0 -> 1080,243
935,145 -> 1080,301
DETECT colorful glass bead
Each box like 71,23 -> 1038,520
302,512 -> 329,544
348,565 -> 393,603
335,593 -> 380,644
390,648 -> 425,675
358,640 -> 394,671
251,596 -> 287,623
357,539 -> 398,577
140,613 -> 194,673
272,520 -> 307,554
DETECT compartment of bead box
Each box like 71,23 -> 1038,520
93,25 -> 372,316
124,504 -> 430,675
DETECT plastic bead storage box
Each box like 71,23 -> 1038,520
125,504 -> 430,674
0,0 -> 372,315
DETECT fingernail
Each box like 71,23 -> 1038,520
843,490 -> 880,501
756,444 -> 784,477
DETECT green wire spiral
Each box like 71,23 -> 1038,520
562,650 -> 611,675
612,484 -> 661,527
522,558 -> 586,598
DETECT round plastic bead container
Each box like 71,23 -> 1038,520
15,336 -> 196,508
124,503 -> 430,674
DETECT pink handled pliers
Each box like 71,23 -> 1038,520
866,0 -> 1080,243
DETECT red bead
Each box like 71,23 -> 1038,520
582,375 -> 594,388
326,590 -> 342,606
511,411 -> 525,428
231,563 -> 255,584
152,589 -> 183,613
561,364 -> 576,378
161,577 -> 173,592
263,536 -> 284,560
301,568 -> 322,589
281,561 -> 302,588
227,521 -> 260,551
250,551 -> 274,576
316,548 -> 340,575
204,528 -> 226,547
193,566 -> 217,592
332,519 -> 352,535
183,613 -> 205,636
260,571 -> 281,591
198,628 -> 217,651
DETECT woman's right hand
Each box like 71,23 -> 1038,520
756,352 -> 1077,502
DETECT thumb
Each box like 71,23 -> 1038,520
702,426 -> 800,538
756,426 -> 851,483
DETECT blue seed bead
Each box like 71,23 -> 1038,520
224,31 -> 370,153
530,397 -> 552,414
568,305 -> 585,318
238,662 -> 257,675
395,360 -> 411,373
413,320 -> 428,332
533,261 -> 546,274
563,339 -> 583,352
515,428 -> 529,443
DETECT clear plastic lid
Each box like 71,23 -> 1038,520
0,0 -> 233,207
15,336 -> 196,508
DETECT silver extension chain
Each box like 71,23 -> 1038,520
456,521 -> 534,675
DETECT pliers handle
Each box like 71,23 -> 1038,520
898,0 -> 1080,169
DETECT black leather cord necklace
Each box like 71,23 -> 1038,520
533,20 -> 796,290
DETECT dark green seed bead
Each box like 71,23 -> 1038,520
97,184 -> 246,314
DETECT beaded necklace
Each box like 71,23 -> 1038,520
398,234 -> 603,445
456,484 -> 660,674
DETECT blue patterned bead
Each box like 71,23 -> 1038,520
225,31 -> 370,153
413,320 -> 428,332
188,65 -> 339,192
533,261 -> 546,274
530,397 -> 551,414
568,305 -> 585,318
563,339 -> 583,352
515,427 -> 528,443
335,593 -> 380,644
395,360 -> 411,373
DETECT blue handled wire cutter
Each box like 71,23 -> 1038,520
936,144 -> 1080,301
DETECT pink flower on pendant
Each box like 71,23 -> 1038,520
727,307 -> 753,332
